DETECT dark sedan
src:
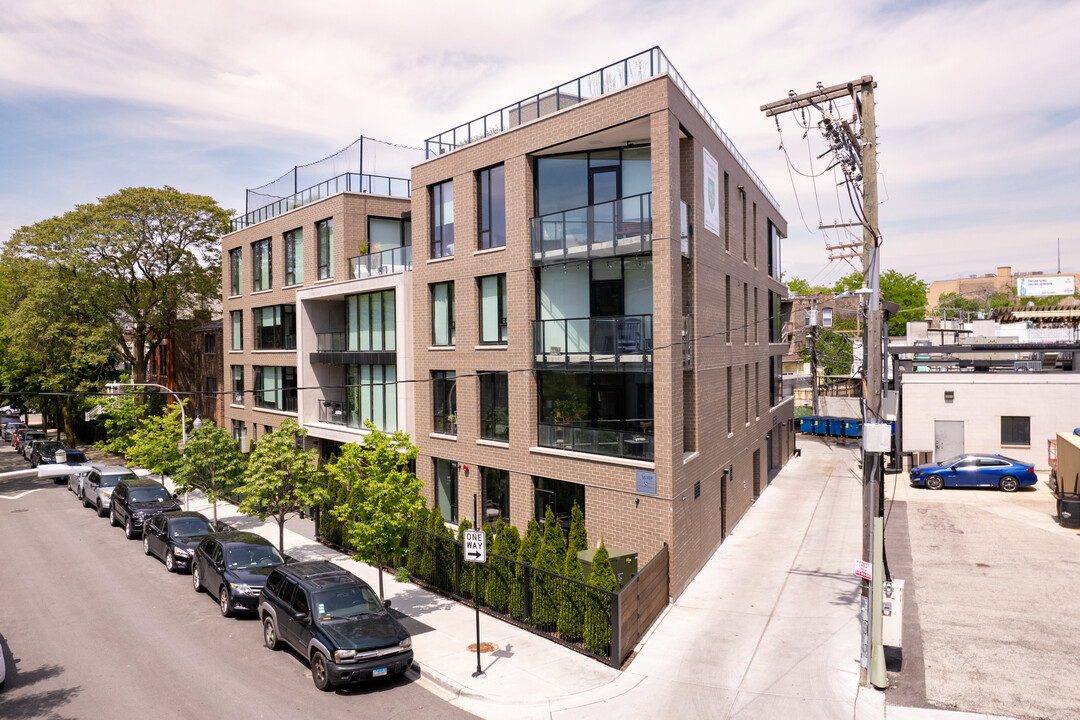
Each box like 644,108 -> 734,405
910,454 -> 1037,492
143,511 -> 217,572
192,532 -> 286,617
31,441 -> 67,468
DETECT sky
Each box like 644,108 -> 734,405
1,0 -> 1078,287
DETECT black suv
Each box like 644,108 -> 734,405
109,477 -> 181,540
259,561 -> 413,690
192,532 -> 285,617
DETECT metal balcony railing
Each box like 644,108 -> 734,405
531,193 -> 652,266
533,314 -> 653,369
538,422 -> 654,461
424,46 -> 777,207
349,246 -> 412,279
319,400 -> 348,426
229,172 -> 411,232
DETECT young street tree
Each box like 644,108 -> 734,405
173,422 -> 247,524
125,400 -> 188,479
237,419 -> 325,554
328,421 -> 424,602
6,186 -> 231,383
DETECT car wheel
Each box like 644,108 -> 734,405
110,507 -> 120,527
82,490 -> 91,509
219,587 -> 233,618
193,564 -> 203,593
311,651 -> 332,691
125,519 -> 136,540
263,617 -> 280,651
165,551 -> 176,573
97,500 -> 106,517
999,476 -> 1019,493
925,474 -> 944,490
143,535 -> 152,555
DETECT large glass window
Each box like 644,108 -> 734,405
435,458 -> 458,524
478,165 -> 506,250
230,310 -> 243,351
232,419 -> 246,447
284,228 -> 303,286
431,180 -> 454,259
316,218 -> 333,280
481,467 -> 510,530
347,290 -> 396,352
536,146 -> 651,216
480,372 -> 509,441
252,238 -> 271,292
253,366 -> 297,412
768,219 -> 782,279
432,370 -> 456,435
232,365 -> 244,406
253,305 -> 296,350
533,476 -> 584,536
432,282 -> 455,346
229,248 -> 242,296
347,364 -> 397,432
538,371 -> 652,438
368,217 -> 409,253
769,291 -> 782,343
1001,416 -> 1030,446
479,274 -> 507,344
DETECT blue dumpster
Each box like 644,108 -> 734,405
799,417 -> 815,434
813,418 -> 828,436
827,418 -> 844,437
843,420 -> 862,437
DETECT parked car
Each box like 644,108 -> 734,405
22,433 -> 49,461
910,454 -> 1037,492
30,440 -> 67,468
259,560 -> 413,690
48,448 -> 88,484
192,531 -> 285,617
1,421 -> 26,441
109,476 -> 181,539
11,427 -> 31,448
142,511 -> 217,573
72,464 -> 137,516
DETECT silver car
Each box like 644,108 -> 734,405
75,464 -> 138,517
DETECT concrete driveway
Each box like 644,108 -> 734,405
885,466 -> 1079,720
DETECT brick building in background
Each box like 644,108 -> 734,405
410,48 -> 793,596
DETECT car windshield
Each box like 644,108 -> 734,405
940,455 -> 966,467
100,473 -> 136,488
225,544 -> 283,569
64,451 -> 87,463
129,487 -> 172,503
170,518 -> 213,538
313,585 -> 383,620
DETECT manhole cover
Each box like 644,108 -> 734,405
466,642 -> 497,653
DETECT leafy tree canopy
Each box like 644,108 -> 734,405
173,421 -> 247,524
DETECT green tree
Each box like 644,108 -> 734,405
486,520 -> 520,613
456,518 -> 475,600
783,274 -> 831,295
125,400 -> 189,477
584,541 -> 618,656
425,505 -> 454,591
559,503 -> 588,641
831,269 -> 928,336
327,423 -> 424,601
533,506 -> 566,627
236,419 -> 325,554
512,519 -> 543,620
6,186 -> 231,384
173,421 -> 246,525
815,318 -> 859,376
94,391 -> 151,458
319,468 -> 343,547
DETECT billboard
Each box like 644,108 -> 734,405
1017,276 -> 1075,297
703,148 -> 719,236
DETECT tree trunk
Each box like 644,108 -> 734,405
63,394 -> 76,448
278,517 -> 285,556
377,548 -> 384,602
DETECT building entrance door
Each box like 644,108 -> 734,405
934,420 -> 964,462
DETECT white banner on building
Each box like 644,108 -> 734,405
703,148 -> 720,236
1018,276 -> 1075,297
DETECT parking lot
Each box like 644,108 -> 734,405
885,462 -> 1080,719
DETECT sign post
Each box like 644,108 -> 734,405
464,495 -> 487,678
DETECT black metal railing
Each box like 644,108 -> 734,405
537,423 -> 654,461
531,193 -> 652,265
349,246 -> 412,279
533,314 -> 652,369
318,400 -> 347,426
230,172 -> 411,231
423,46 -> 776,206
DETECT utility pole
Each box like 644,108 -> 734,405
762,76 -> 887,689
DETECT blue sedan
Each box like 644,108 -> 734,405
910,454 -> 1037,492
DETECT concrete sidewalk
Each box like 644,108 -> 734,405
107,433 -> 1012,719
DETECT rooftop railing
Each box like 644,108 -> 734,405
424,47 -> 777,207
230,172 -> 411,232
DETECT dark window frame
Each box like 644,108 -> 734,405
432,370 -> 457,435
284,227 -> 303,286
1001,416 -> 1030,446
253,366 -> 297,412
480,371 -> 509,441
229,248 -> 242,296
252,237 -> 272,292
477,164 -> 506,250
431,180 -> 454,259
252,304 -> 296,350
478,274 -> 507,345
431,281 -> 455,346
316,218 -> 333,280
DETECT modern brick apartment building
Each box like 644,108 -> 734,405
220,139 -> 420,457
410,48 -> 794,595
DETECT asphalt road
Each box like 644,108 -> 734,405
0,444 -> 474,720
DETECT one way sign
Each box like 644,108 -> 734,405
464,529 -> 486,563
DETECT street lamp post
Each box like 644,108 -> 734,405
104,382 -> 188,496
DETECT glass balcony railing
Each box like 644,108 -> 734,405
531,193 -> 652,265
533,314 -> 652,369
229,172 -> 411,232
538,422 -> 654,461
424,46 -> 777,207
349,246 -> 412,279
319,400 -> 348,426
315,332 -> 347,352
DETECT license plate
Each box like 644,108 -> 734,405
373,667 -> 387,677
